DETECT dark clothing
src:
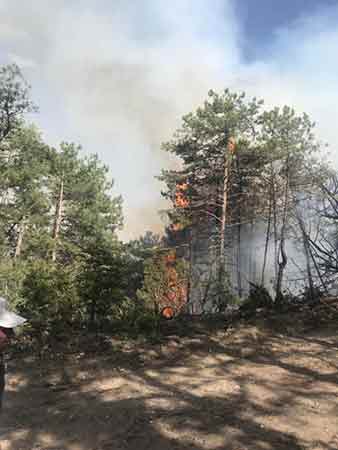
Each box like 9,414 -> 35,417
0,353 -> 4,411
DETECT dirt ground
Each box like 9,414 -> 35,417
1,315 -> 338,450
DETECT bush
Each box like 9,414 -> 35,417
20,260 -> 80,335
0,258 -> 27,309
240,283 -> 273,314
137,251 -> 188,315
134,309 -> 160,335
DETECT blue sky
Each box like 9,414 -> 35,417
0,1 -> 338,240
237,0 -> 338,59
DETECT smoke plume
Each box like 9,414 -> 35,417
0,1 -> 338,239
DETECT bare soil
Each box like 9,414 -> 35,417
1,311 -> 338,450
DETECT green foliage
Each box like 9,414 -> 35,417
0,64 -> 37,142
133,309 -> 160,338
0,125 -> 52,258
160,87 -> 327,309
159,89 -> 263,214
0,258 -> 27,307
0,63 -> 127,339
137,251 -> 188,315
137,254 -> 169,311
159,90 -> 267,312
78,241 -> 131,328
48,143 -> 123,263
122,231 -> 163,300
20,260 -> 80,333
0,63 -> 333,344
215,271 -> 240,311
240,284 -> 274,314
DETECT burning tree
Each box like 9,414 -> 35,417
159,90 -> 264,313
137,249 -> 188,317
159,90 -> 329,313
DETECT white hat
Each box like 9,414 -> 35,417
0,297 -> 26,328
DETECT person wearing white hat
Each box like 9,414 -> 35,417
0,297 -> 26,412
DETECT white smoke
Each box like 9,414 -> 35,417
0,1 -> 337,239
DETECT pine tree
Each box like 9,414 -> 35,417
159,90 -> 263,311
259,107 -> 323,301
0,124 -> 51,259
0,64 -> 36,143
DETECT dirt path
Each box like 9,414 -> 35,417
1,322 -> 338,450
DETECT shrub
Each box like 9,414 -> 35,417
20,259 -> 80,335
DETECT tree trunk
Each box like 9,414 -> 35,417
235,156 -> 243,297
219,148 -> 233,301
275,158 -> 290,303
14,218 -> 26,258
270,166 -> 279,283
187,227 -> 193,307
248,220 -> 255,282
89,297 -> 97,331
236,221 -> 242,297
52,178 -> 64,262
303,233 -> 315,301
275,235 -> 287,304
261,192 -> 272,286
296,211 -> 315,301
219,163 -> 228,273
309,244 -> 328,294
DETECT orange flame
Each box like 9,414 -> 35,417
227,137 -> 236,154
159,251 -> 187,315
170,222 -> 184,232
161,306 -> 175,319
165,251 -> 176,264
174,183 -> 189,208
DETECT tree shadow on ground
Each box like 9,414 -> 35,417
1,320 -> 338,450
